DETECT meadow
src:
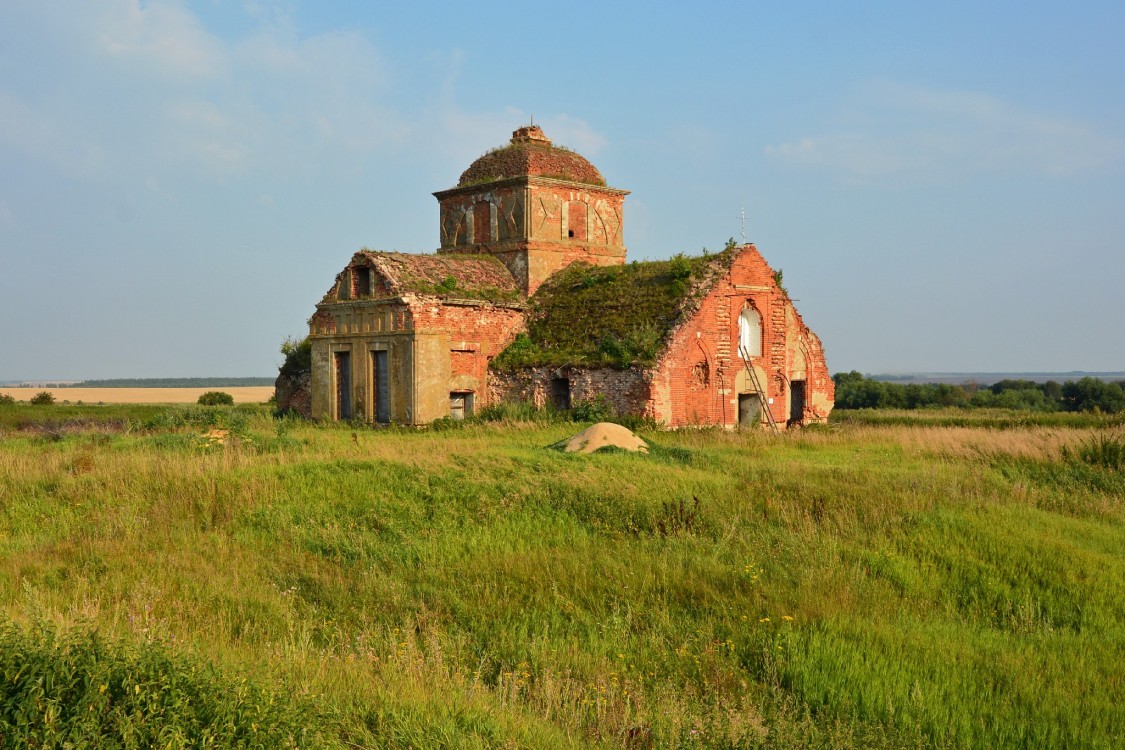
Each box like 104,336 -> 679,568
0,404 -> 1121,748
0,387 -> 275,404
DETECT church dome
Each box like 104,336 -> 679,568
457,125 -> 606,187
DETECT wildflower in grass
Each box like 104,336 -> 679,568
782,615 -> 794,621
759,617 -> 770,623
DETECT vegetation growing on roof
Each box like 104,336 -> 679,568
493,249 -> 735,370
357,253 -> 523,304
407,280 -> 522,303
457,143 -> 607,188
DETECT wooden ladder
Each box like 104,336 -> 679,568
739,346 -> 780,434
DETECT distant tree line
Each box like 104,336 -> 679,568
833,372 -> 1125,413
32,377 -> 276,388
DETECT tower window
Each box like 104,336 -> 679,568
566,200 -> 587,241
473,201 -> 491,243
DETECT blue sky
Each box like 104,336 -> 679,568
1,1 -> 1122,379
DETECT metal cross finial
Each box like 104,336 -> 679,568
740,207 -> 748,241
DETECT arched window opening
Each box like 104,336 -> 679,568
738,307 -> 762,358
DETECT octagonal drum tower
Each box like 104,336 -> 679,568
433,125 -> 629,295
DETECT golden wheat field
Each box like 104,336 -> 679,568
0,387 -> 274,404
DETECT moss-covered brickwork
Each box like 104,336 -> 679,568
493,249 -> 737,369
457,125 -> 606,188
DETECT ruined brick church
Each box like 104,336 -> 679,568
290,125 -> 833,427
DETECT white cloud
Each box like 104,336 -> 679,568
92,0 -> 225,79
0,2 -> 602,192
765,82 -> 1124,180
0,2 -> 404,183
538,114 -> 608,155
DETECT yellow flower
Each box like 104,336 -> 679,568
782,615 -> 794,621
759,617 -> 770,623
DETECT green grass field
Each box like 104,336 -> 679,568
0,405 -> 1122,748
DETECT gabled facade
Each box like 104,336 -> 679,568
299,126 -> 834,427
486,245 -> 833,428
308,251 -> 524,423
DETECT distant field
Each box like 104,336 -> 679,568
0,386 -> 273,404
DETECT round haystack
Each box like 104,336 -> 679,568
563,422 -> 648,454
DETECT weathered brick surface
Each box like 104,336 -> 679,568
274,370 -> 311,417
485,245 -> 833,428
652,245 -> 834,427
457,126 -> 605,187
304,126 -> 834,427
405,298 -> 526,405
488,366 -> 649,415
434,127 -> 629,295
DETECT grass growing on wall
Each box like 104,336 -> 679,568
494,251 -> 734,370
0,407 -> 1122,748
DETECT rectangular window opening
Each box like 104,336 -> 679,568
334,352 -> 352,421
354,268 -> 371,297
450,392 -> 474,420
371,350 -> 389,424
473,201 -> 491,244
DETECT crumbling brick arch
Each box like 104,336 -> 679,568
734,363 -> 768,396
791,339 -> 809,380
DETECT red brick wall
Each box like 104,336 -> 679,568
486,247 -> 833,428
653,245 -> 834,428
437,182 -> 626,295
406,300 -> 526,407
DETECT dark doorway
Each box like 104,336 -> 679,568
371,350 -> 389,423
738,393 -> 761,427
550,377 -> 570,410
334,351 -> 352,420
789,380 -> 807,427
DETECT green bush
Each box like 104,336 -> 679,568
197,391 -> 235,406
570,394 -> 615,422
0,622 -> 325,748
279,336 -> 312,380
29,391 -> 55,406
0,393 -> 14,406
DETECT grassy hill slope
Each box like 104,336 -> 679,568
0,406 -> 1122,748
